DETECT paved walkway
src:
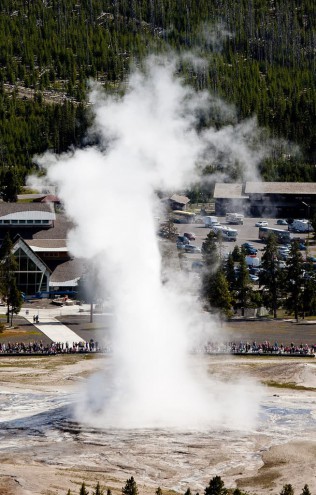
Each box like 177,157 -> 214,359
22,305 -> 92,344
24,315 -> 85,344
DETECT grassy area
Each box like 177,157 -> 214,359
263,380 -> 316,391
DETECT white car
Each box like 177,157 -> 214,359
184,245 -> 201,253
255,221 -> 268,227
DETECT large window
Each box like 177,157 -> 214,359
13,248 -> 49,295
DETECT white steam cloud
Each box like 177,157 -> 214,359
33,55 -> 263,429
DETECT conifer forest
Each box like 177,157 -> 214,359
0,0 -> 315,189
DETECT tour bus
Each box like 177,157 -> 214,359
258,226 -> 291,244
211,224 -> 238,241
172,210 -> 196,224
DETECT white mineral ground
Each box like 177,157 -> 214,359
0,354 -> 315,495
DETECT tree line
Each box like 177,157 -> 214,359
201,231 -> 316,319
0,0 -> 315,189
67,475 -> 311,495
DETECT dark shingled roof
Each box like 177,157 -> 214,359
50,258 -> 85,284
170,194 -> 190,205
213,183 -> 248,199
25,239 -> 68,249
0,202 -> 53,214
32,214 -> 74,240
245,182 -> 316,195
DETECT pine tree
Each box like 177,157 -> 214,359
204,476 -> 228,495
8,278 -> 23,327
122,477 -> 138,495
225,253 -> 237,293
93,482 -> 104,495
235,253 -> 251,317
231,245 -> 242,262
159,218 -> 178,240
184,489 -> 191,495
300,485 -> 311,495
202,231 -> 219,268
156,488 -> 163,495
284,240 -> 304,320
201,230 -> 220,307
1,169 -> 20,202
0,233 -> 19,324
280,484 -> 294,495
259,233 -> 283,318
80,482 -> 89,495
208,269 -> 233,317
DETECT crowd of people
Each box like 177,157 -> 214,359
203,340 -> 316,356
0,339 -> 110,355
0,338 -> 315,356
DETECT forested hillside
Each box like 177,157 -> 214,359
0,0 -> 315,192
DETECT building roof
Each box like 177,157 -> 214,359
245,182 -> 316,195
213,183 -> 248,199
0,202 -> 53,214
32,214 -> 74,239
17,194 -> 46,201
170,194 -> 190,205
25,239 -> 68,252
0,202 -> 55,221
50,258 -> 85,286
35,195 -> 61,203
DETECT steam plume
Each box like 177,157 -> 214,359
33,55 -> 263,429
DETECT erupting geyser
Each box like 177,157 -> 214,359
34,56 -> 263,429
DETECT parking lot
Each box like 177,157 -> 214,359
174,216 -> 312,263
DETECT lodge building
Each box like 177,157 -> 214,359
0,203 -> 84,296
214,182 -> 316,218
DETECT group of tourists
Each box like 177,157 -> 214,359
0,338 -> 315,356
0,339 -> 107,355
202,340 -> 316,356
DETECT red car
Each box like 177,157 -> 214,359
184,232 -> 196,240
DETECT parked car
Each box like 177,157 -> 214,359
249,274 -> 259,282
299,243 -> 307,250
278,245 -> 290,252
242,242 -> 254,248
278,251 -> 289,260
184,232 -> 196,240
177,235 -> 190,245
242,244 -> 258,255
255,220 -> 268,227
277,219 -> 288,225
185,245 -> 201,253
278,249 -> 290,257
176,242 -> 186,250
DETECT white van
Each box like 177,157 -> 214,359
226,213 -> 244,225
204,216 -> 219,227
